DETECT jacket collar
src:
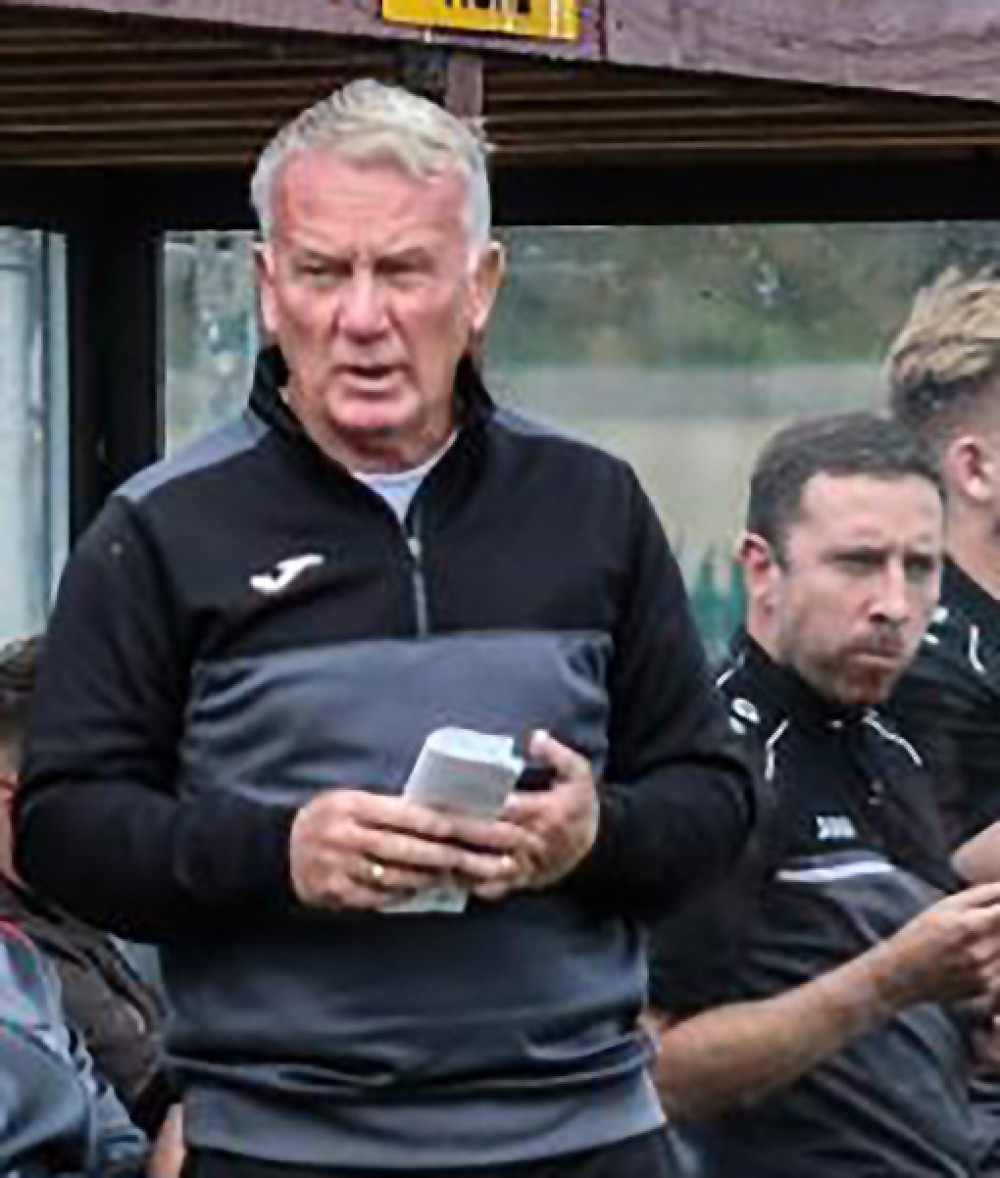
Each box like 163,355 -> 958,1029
247,345 -> 495,461
729,630 -> 869,732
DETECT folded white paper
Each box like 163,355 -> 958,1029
405,726 -> 525,817
385,726 -> 524,915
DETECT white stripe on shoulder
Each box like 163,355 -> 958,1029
862,714 -> 923,768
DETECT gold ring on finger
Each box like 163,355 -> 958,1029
370,860 -> 386,884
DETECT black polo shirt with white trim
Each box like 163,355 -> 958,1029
650,636 -> 974,1178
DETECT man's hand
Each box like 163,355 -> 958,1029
469,730 -> 599,901
289,789 -> 536,911
147,1103 -> 184,1178
867,881 -> 1000,1012
649,883 -> 1000,1121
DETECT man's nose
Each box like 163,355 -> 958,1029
872,561 -> 909,624
340,272 -> 387,336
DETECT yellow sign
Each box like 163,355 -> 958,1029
382,0 -> 580,42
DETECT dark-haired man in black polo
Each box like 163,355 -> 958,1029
648,413 -> 1000,1178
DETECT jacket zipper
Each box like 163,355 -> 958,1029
405,508 -> 430,638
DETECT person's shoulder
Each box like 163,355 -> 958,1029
900,599 -> 1000,713
490,404 -> 631,472
924,560 -> 1000,670
714,646 -> 787,747
917,600 -> 976,667
116,409 -> 269,508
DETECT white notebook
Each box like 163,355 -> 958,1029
386,726 -> 524,915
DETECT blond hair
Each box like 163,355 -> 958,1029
887,267 -> 1000,439
251,78 -> 492,253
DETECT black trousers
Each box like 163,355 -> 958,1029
183,1128 -> 680,1178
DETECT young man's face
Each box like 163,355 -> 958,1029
257,150 -> 503,472
758,472 -> 944,706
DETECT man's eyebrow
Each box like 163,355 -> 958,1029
380,245 -> 435,262
294,246 -> 345,263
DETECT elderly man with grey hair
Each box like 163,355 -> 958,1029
16,80 -> 753,1178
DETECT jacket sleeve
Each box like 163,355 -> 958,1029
51,950 -> 174,1137
16,495 -> 298,943
71,1024 -> 149,1177
568,468 -> 756,922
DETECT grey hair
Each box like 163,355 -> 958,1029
251,78 -> 492,253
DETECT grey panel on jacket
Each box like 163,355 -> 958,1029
168,626 -> 664,1167
181,628 -> 613,806
117,410 -> 268,504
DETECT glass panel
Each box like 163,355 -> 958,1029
487,222 -> 1000,658
0,229 -> 68,642
162,231 -> 258,454
161,222 -> 1000,656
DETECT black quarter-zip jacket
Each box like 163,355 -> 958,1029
17,348 -> 753,1169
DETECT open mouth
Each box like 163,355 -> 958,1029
341,364 -> 397,391
851,648 -> 902,668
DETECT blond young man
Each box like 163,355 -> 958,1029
888,267 -> 1000,1176
888,268 -> 1000,878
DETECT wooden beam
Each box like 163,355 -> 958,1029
10,0 -> 1000,109
0,167 -> 109,225
0,0 -> 600,62
445,52 -> 483,119
492,155 -> 1000,225
605,0 -> 1000,106
396,44 -> 482,117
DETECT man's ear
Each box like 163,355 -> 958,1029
944,433 -> 998,507
738,531 -> 781,615
468,241 -> 506,339
254,244 -> 279,341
